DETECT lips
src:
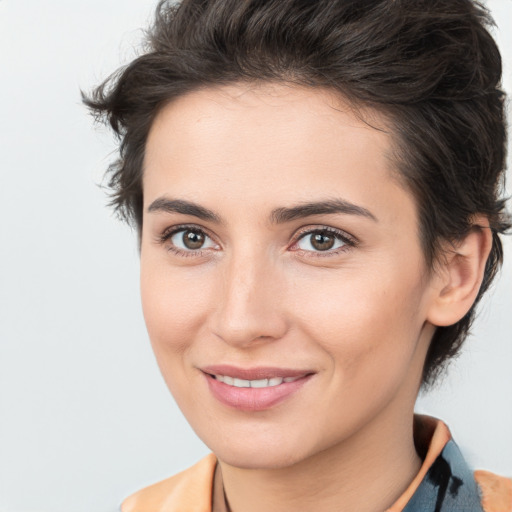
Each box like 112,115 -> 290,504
201,365 -> 314,411
202,364 -> 311,380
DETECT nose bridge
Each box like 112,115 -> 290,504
212,244 -> 287,346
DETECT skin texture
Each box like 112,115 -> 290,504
140,83 -> 492,512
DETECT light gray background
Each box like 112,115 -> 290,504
0,1 -> 510,511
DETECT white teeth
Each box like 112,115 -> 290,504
214,375 -> 302,388
233,378 -> 251,388
251,378 -> 270,388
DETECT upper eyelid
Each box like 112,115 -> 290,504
161,224 -> 216,241
158,224 -> 357,250
293,225 -> 357,244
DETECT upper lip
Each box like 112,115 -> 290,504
201,364 -> 314,380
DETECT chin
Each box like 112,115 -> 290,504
219,450 -> 306,470
208,434 -> 313,470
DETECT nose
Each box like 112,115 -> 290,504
209,249 -> 289,348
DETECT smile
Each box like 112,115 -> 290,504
211,375 -> 303,388
201,365 -> 314,411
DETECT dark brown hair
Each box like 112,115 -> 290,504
84,0 -> 509,388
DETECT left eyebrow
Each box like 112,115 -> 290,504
146,196 -> 377,224
270,199 -> 378,224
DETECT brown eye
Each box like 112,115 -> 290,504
310,233 -> 335,251
295,229 -> 350,254
167,228 -> 217,253
182,230 -> 205,250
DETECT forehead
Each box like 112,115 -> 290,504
146,83 -> 392,167
143,82 -> 415,228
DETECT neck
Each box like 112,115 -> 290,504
218,407 -> 422,512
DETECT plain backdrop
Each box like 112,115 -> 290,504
0,1 -> 511,511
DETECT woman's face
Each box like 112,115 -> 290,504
140,83 -> 438,469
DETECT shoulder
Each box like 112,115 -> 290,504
121,453 -> 217,512
474,470 -> 512,512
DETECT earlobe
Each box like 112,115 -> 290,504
427,217 -> 493,327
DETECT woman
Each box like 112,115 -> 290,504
85,0 -> 511,510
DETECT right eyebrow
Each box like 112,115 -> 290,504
147,198 -> 222,223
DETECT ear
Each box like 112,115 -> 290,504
427,216 -> 493,327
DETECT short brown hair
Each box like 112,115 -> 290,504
84,0 -> 509,387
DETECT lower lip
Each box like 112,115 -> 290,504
204,373 -> 313,411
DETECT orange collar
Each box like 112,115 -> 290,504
121,415 -> 511,512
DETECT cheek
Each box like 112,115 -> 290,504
288,272 -> 428,440
289,265 -> 428,382
140,256 -> 213,360
139,261 -> 219,415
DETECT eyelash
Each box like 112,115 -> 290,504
157,224 -> 357,259
291,226 -> 357,258
158,224 -> 217,258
